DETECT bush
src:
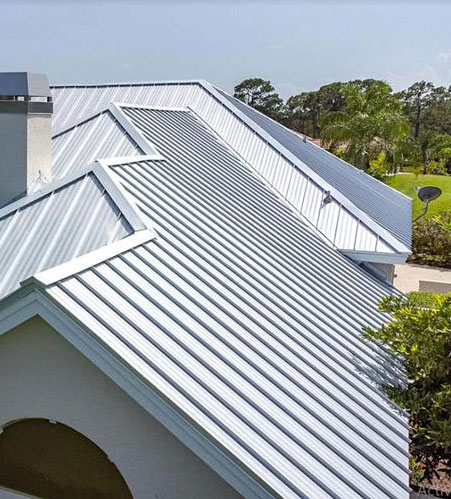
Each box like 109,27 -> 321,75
409,291 -> 451,308
363,293 -> 451,483
412,211 -> 451,264
424,160 -> 448,175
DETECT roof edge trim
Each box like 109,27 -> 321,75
199,81 -> 411,253
342,250 -> 410,265
108,103 -> 164,158
25,228 -> 156,287
92,161 -> 148,231
0,286 -> 273,499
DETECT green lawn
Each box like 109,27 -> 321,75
384,173 -> 451,219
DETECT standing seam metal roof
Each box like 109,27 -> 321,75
50,82 -> 411,256
218,90 -> 412,248
0,171 -> 133,300
40,107 -> 409,498
52,110 -> 142,179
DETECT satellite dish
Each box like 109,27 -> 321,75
413,185 -> 443,222
417,185 -> 442,203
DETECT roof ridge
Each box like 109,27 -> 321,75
25,228 -> 156,288
51,79 -> 205,89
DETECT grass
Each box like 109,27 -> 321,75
384,173 -> 451,219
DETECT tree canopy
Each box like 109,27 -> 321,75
320,81 -> 409,171
233,78 -> 284,120
233,76 -> 451,175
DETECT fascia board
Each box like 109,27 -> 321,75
0,285 -> 273,499
25,229 -> 156,287
198,80 -> 411,254
342,250 -> 410,264
0,286 -> 39,336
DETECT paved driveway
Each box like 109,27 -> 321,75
394,264 -> 451,293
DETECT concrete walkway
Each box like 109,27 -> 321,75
394,264 -> 451,293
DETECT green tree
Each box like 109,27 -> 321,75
400,82 -> 451,170
234,78 -> 284,120
363,293 -> 451,483
400,81 -> 435,138
321,80 -> 409,171
286,83 -> 345,138
426,134 -> 451,173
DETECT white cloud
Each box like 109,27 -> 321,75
388,49 -> 451,91
435,49 -> 451,64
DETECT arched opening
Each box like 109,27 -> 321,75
0,418 -> 132,498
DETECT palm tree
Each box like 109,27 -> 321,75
321,81 -> 409,172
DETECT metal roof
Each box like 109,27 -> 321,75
0,168 -> 134,300
218,90 -> 412,249
30,107 -> 410,498
52,110 -> 142,179
50,82 -> 411,259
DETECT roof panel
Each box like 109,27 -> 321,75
218,90 -> 412,248
50,83 -> 411,256
44,107 -> 410,498
52,111 -> 142,180
0,172 -> 132,299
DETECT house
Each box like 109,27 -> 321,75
0,72 -> 412,498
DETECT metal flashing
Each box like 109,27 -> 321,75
28,228 -> 156,287
108,103 -> 165,158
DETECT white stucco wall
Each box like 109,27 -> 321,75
0,107 -> 52,208
0,317 -> 240,499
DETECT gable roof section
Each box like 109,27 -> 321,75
218,89 -> 412,249
52,109 -> 142,179
50,81 -> 411,260
11,106 -> 410,498
0,162 -> 149,300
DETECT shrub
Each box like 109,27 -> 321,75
424,160 -> 447,175
409,291 -> 451,308
412,211 -> 451,263
363,293 -> 451,483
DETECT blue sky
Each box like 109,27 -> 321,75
1,1 -> 451,98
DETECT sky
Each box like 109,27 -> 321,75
1,1 -> 451,98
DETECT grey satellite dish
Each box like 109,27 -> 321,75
413,185 -> 443,222
417,185 -> 442,203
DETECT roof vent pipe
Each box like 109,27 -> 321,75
0,72 -> 53,208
